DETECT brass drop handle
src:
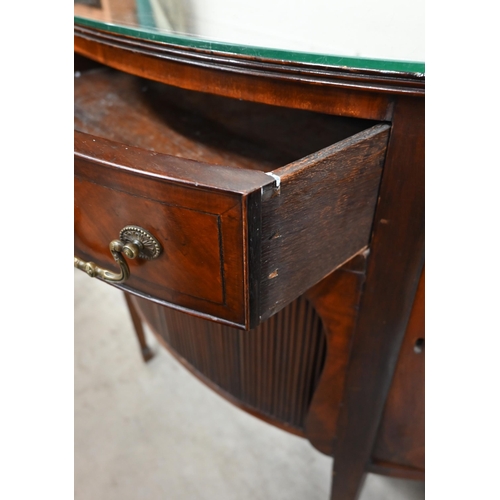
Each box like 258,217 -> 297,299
74,225 -> 162,284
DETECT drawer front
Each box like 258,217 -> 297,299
75,131 -> 272,328
75,123 -> 390,329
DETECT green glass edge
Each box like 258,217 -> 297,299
75,16 -> 425,75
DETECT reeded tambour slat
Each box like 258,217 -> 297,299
134,295 -> 326,430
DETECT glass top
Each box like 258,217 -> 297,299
74,0 -> 424,74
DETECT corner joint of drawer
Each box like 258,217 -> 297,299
262,173 -> 281,200
265,172 -> 281,188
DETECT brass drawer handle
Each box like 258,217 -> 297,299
74,225 -> 162,284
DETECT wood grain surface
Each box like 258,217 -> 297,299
131,293 -> 326,433
75,67 -> 375,172
372,268 -> 425,470
304,253 -> 368,455
75,68 -> 388,329
74,31 -> 425,496
259,125 -> 389,321
329,97 -> 424,499
75,131 -> 265,327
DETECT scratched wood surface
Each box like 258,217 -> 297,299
259,125 -> 390,321
74,67 -> 374,172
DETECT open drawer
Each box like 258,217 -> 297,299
75,67 -> 390,329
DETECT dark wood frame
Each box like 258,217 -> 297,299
75,25 -> 424,500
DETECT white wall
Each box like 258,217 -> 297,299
184,0 -> 424,62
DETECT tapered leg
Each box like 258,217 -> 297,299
124,292 -> 154,362
330,464 -> 367,500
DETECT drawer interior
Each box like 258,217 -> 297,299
74,67 -> 378,172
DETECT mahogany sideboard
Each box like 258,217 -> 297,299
74,16 -> 424,500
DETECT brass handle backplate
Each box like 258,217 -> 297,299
74,225 -> 162,284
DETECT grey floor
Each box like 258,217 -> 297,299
75,270 -> 424,500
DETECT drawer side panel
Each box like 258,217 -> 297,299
259,124 -> 390,321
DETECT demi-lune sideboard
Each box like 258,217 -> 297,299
74,3 -> 424,498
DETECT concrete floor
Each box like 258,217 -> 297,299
75,270 -> 424,500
